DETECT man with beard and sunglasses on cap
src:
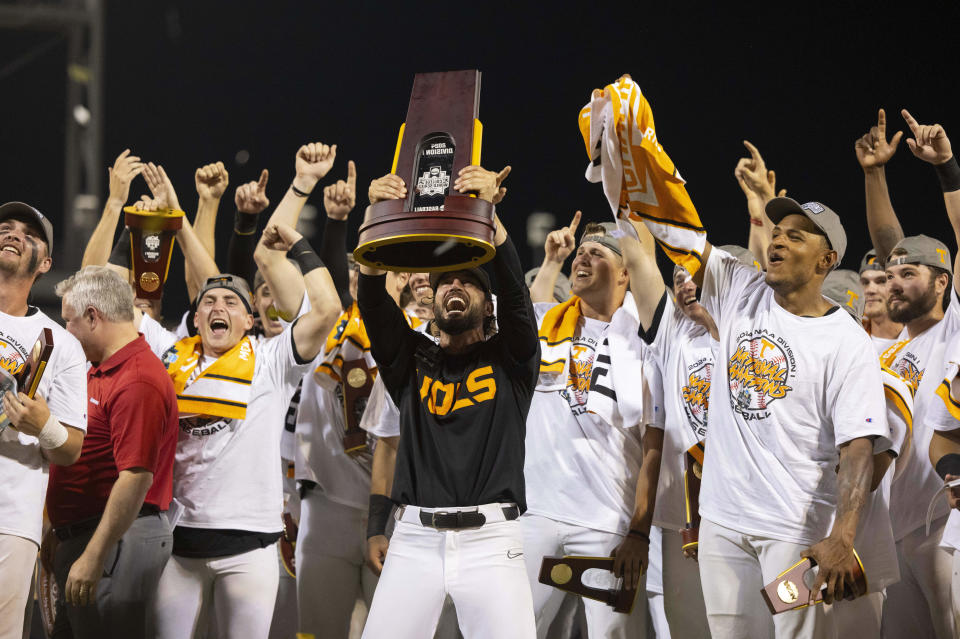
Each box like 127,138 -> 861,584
357,165 -> 539,638
859,249 -> 903,354
522,213 -> 661,638
856,108 -> 960,638
657,195 -> 889,639
0,202 -> 87,639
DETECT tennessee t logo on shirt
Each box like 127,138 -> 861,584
419,366 -> 497,416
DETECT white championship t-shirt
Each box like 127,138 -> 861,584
648,294 -> 715,532
140,314 -> 311,532
698,249 -> 889,546
922,328 -> 960,550
884,291 -> 960,540
871,334 -> 898,356
0,307 -> 87,545
523,302 -> 645,535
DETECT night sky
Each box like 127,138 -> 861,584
2,2 -> 959,318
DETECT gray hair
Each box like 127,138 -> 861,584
55,266 -> 135,322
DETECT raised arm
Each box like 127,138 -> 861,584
734,140 -> 781,269
260,222 -> 340,361
620,220 -> 666,332
360,173 -> 408,278
193,161 -> 229,261
902,109 -> 960,288
253,223 -> 305,320
176,215 -> 219,302
855,109 -> 906,262
529,210 -> 580,303
320,160 -> 358,310
264,142 -> 337,232
82,150 -> 143,268
227,169 -> 270,286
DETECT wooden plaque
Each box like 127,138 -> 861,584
538,556 -> 639,614
761,552 -> 867,614
279,512 -> 298,577
19,327 -> 53,398
124,207 -> 185,299
341,359 -> 374,456
354,70 -> 496,272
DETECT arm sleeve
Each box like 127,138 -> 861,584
491,236 -> 539,371
110,381 -> 168,473
227,211 -> 259,288
357,273 -> 417,390
45,338 -> 88,432
642,353 -> 666,430
319,217 -> 352,310
107,228 -> 131,269
700,246 -> 762,325
831,334 -> 891,451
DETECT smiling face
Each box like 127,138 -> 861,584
860,269 -> 892,320
253,282 -> 285,337
672,266 -> 704,320
0,217 -> 51,281
569,239 -> 628,299
193,288 -> 254,356
764,214 -> 835,293
885,260 -> 947,324
431,271 -> 491,336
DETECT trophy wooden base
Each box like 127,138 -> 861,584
760,553 -> 867,614
538,556 -> 639,614
681,527 -> 698,552
342,429 -> 369,456
354,196 -> 495,272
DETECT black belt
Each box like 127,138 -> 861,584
55,505 -> 162,541
419,505 -> 520,530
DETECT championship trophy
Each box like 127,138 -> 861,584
0,328 -> 53,433
539,556 -> 639,614
354,70 -> 496,272
761,552 -> 867,614
682,441 -> 705,553
123,206 -> 185,298
341,358 -> 374,455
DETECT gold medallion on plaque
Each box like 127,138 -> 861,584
139,271 -> 161,293
777,579 -> 799,604
347,367 -> 368,389
692,461 -> 703,479
550,563 -> 573,585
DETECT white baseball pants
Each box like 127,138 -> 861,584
826,591 -> 883,637
296,489 -> 377,638
0,534 -> 36,639
519,513 -> 647,639
881,515 -> 954,639
660,527 -> 710,638
953,549 -> 960,633
362,505 -> 535,639
154,544 -> 279,639
698,518 -> 832,639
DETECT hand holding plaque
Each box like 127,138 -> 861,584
538,555 -> 640,614
761,551 -> 867,614
0,328 -> 54,434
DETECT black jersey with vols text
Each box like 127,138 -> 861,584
357,236 -> 539,511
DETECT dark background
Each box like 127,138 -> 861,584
2,1 -> 959,319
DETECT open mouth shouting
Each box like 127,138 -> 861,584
209,317 -> 230,336
443,291 -> 468,317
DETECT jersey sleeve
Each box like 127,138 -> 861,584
642,353 -> 666,431
360,374 -> 401,439
44,332 -> 87,431
110,381 -> 170,473
140,314 -> 179,359
830,330 -> 891,450
930,331 -> 960,432
700,246 -> 763,325
260,325 -> 315,392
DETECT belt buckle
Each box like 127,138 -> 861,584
431,510 -> 457,530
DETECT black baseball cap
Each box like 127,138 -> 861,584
0,202 -> 54,253
430,268 -> 492,297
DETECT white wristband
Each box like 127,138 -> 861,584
38,415 -> 69,450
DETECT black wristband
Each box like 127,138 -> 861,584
367,494 -> 394,538
291,184 -> 311,198
286,238 -> 324,274
234,210 -> 259,235
936,453 -> 960,481
628,528 -> 650,543
107,228 -> 132,269
935,156 -> 960,193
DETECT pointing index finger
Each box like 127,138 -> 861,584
257,169 -> 269,191
742,140 -> 761,163
902,109 -> 921,135
347,160 -> 357,189
568,210 -> 582,235
877,108 -> 887,136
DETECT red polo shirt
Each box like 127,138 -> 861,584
47,335 -> 178,527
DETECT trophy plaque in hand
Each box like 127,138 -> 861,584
124,207 -> 185,298
538,556 -> 639,614
354,70 -> 496,273
682,441 -> 704,552
0,328 -> 54,433
761,551 -> 867,614
341,358 -> 374,456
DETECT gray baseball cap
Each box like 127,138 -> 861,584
765,197 -> 847,264
580,222 -> 622,257
888,235 -> 953,274
0,201 -> 54,253
823,269 -> 865,320
525,267 -> 572,302
717,245 -> 761,271
859,249 -> 882,273
196,273 -> 254,314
